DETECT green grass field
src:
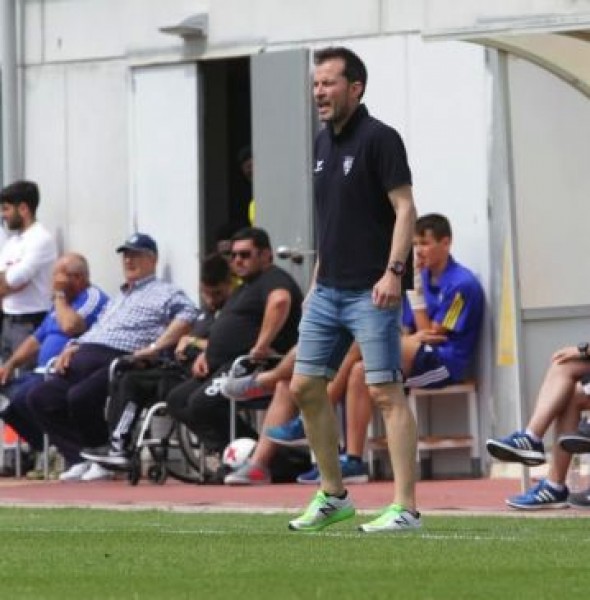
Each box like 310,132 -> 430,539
0,507 -> 586,599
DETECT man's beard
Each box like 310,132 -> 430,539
5,214 -> 23,231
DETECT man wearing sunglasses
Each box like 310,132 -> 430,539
163,227 -> 302,454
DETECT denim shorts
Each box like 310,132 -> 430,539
294,284 -> 403,385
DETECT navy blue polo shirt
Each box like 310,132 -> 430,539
313,104 -> 412,289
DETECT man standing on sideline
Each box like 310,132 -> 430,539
288,47 -> 419,533
0,180 -> 58,367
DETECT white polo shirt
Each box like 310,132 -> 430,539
0,221 -> 58,314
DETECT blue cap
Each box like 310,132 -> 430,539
116,233 -> 158,255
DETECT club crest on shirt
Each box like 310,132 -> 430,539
314,160 -> 324,173
343,156 -> 354,176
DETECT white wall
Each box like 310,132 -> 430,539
423,0 -> 590,36
510,56 -> 590,309
24,61 -> 129,296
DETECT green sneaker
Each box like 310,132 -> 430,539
359,503 -> 422,533
289,490 -> 355,532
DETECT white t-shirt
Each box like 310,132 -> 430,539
0,221 -> 58,314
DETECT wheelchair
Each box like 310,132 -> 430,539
105,356 -> 220,486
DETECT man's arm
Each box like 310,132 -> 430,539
52,293 -> 87,336
372,184 -> 417,308
0,272 -> 26,298
0,336 -> 41,384
133,318 -> 194,358
250,288 -> 292,359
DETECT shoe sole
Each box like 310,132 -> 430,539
288,507 -> 355,532
264,436 -> 309,448
506,499 -> 569,510
486,440 -> 545,466
224,479 -> 270,486
558,436 -> 590,454
568,499 -> 590,509
80,453 -> 131,469
359,522 -> 422,533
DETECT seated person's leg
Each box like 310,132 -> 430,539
27,377 -> 87,470
223,348 -> 297,400
82,365 -> 188,466
0,373 -> 46,452
488,354 -> 590,510
168,364 -> 258,453
344,360 -> 372,458
67,365 -> 113,450
107,367 -> 173,451
403,343 -> 453,390
225,380 -> 297,485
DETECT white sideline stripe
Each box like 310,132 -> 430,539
0,526 -> 528,541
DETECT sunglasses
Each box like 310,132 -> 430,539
230,250 -> 253,260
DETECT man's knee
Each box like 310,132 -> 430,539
290,375 -> 325,409
368,383 -> 406,411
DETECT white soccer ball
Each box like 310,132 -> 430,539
222,437 -> 257,470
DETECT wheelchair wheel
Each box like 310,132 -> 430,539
177,422 -> 222,483
147,463 -> 167,485
128,455 -> 141,486
147,417 -> 205,485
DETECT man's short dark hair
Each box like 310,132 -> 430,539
201,253 -> 231,286
231,226 -> 272,251
237,145 -> 252,166
314,46 -> 368,98
416,213 -> 453,241
0,180 -> 40,214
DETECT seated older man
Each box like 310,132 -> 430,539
26,233 -> 198,481
0,252 -> 108,475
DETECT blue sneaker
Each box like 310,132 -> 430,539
486,430 -> 546,466
265,416 -> 308,447
506,479 -> 569,510
296,456 -> 369,485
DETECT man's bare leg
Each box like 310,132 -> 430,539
370,382 -> 417,511
290,373 -> 344,496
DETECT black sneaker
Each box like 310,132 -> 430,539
559,418 -> 590,454
568,486 -> 590,509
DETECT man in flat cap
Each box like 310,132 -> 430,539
26,233 -> 198,481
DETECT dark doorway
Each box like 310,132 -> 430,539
201,57 -> 252,254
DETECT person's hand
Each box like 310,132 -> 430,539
54,344 -> 79,373
552,346 -> 581,365
132,344 -> 160,360
372,272 -> 402,308
249,343 -> 273,361
52,272 -> 69,295
175,335 -> 197,361
0,363 -> 14,386
192,352 -> 209,378
412,329 -> 447,345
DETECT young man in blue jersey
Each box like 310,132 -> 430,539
400,213 -> 484,389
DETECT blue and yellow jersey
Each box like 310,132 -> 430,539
403,257 -> 484,381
